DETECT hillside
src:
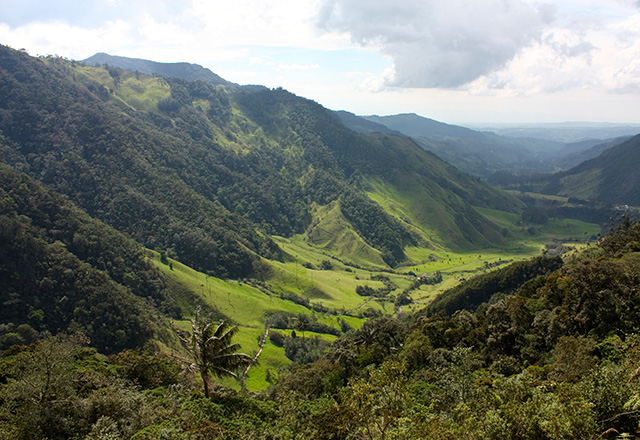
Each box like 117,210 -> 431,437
0,45 -> 604,395
543,134 -> 640,205
0,164 -> 183,353
2,212 -> 639,439
0,45 -> 542,368
0,46 -> 524,271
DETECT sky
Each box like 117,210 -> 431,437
2,0 -> 640,124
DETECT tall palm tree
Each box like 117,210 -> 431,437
178,307 -> 251,397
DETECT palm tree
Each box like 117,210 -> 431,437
178,307 -> 251,397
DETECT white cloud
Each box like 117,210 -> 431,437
317,0 -> 553,88
463,6 -> 640,96
2,0 -> 640,123
0,19 -> 135,59
316,0 -> 640,103
0,0 -> 347,61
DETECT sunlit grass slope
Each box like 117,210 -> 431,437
70,63 -> 172,112
304,201 -> 387,268
361,173 -> 508,251
149,201 -> 601,391
150,249 -> 366,391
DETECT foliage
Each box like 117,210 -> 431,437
2,218 -> 640,438
0,165 -> 178,352
177,308 -> 251,397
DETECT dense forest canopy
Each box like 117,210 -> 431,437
2,216 -> 640,439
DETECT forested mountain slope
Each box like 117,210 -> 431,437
0,164 -> 183,353
0,45 -> 522,274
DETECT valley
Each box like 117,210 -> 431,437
154,207 -> 600,391
2,45 -> 640,439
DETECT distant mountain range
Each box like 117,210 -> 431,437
81,54 -> 639,179
76,51 -> 640,210
543,134 -> 640,206
337,112 -> 638,178
473,122 -> 640,143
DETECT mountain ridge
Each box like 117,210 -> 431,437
81,52 -> 238,88
0,45 -> 522,274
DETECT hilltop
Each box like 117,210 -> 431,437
81,52 -> 238,89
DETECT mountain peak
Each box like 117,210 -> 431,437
80,52 -> 237,89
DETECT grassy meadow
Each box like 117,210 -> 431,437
149,199 -> 601,391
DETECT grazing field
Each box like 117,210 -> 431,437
150,206 -> 601,390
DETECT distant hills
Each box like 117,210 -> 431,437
362,113 -> 553,177
476,122 -> 640,143
338,112 -> 563,177
543,134 -> 640,205
338,112 -> 638,178
80,54 -> 639,180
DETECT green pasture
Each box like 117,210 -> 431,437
149,199 -> 602,391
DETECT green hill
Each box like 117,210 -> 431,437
0,45 -> 523,272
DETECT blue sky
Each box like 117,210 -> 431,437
2,0 -> 640,124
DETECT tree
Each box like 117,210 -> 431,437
0,335 -> 81,440
177,308 -> 251,397
340,359 -> 410,440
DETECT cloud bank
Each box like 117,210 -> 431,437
317,0 -> 554,88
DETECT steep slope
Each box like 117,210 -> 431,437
0,46 -> 522,274
543,134 -> 640,205
0,164 -> 184,353
0,46 -> 281,278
